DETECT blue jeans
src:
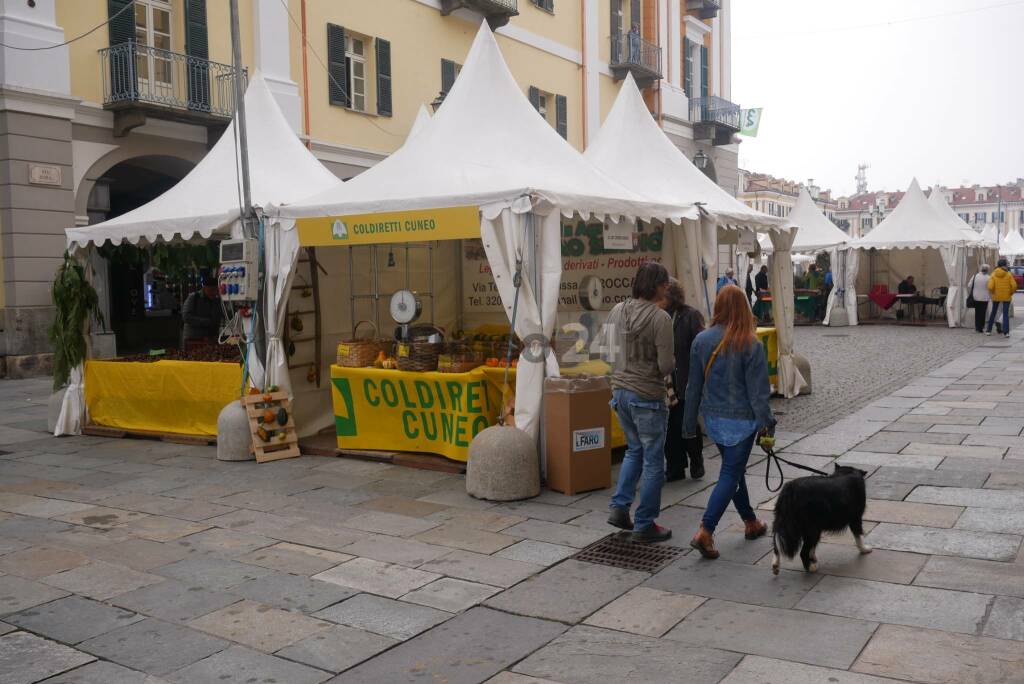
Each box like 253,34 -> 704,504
701,431 -> 757,533
986,301 -> 1010,334
610,388 -> 668,531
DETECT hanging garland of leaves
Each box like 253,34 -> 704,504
49,252 -> 104,391
97,242 -> 219,281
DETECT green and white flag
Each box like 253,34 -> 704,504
740,108 -> 763,137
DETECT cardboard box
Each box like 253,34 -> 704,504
544,375 -> 612,495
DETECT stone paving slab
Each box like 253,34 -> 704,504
174,527 -> 276,558
486,673 -> 563,684
583,587 -> 705,637
0,630 -> 95,684
485,559 -> 646,624
236,542 -> 353,575
271,523 -> 369,553
313,593 -> 450,640
863,480 -> 915,501
644,557 -> 822,608
796,576 -> 990,634
0,574 -> 70,615
418,548 -> 544,587
869,466 -> 988,488
502,519 -> 607,548
756,544 -> 927,584
337,511 -> 440,537
0,545 -> 89,579
54,506 -> 149,529
336,534 -> 448,568
37,659 -> 167,683
111,578 -> 243,623
79,617 -> 229,676
867,522 -> 1020,561
984,471 -> 1024,489
275,624 -> 397,674
413,523 -> 517,554
5,595 -> 144,644
983,596 -> 1024,641
495,540 -> 576,567
228,571 -> 356,613
862,499 -> 962,527
400,577 -> 501,613
312,557 -> 440,598
426,508 -> 526,532
488,502 -> 588,524
168,644 -> 330,684
938,455 -> 1024,473
89,538 -> 193,572
514,624 -> 739,684
720,655 -> 901,684
903,442 -> 1008,459
188,599 -> 331,653
152,555 -> 274,591
907,485 -> 1024,509
836,451 -> 943,469
955,507 -> 1024,534
914,555 -> 1024,598
665,599 -> 877,669
852,624 -> 1024,684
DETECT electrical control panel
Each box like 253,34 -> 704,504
218,239 -> 258,302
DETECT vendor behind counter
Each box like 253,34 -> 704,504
182,272 -> 223,343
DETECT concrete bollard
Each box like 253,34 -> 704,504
217,400 -> 254,461
793,353 -> 813,394
466,425 -> 540,501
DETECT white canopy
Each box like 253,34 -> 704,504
66,72 -> 341,249
1001,229 -> 1024,257
927,188 -> 982,245
274,25 -> 690,224
851,179 -> 967,250
785,187 -> 849,253
408,104 -> 432,140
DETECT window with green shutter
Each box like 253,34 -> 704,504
376,38 -> 392,117
683,38 -> 692,97
185,0 -> 210,112
327,23 -> 349,107
532,0 -> 554,11
441,59 -> 457,95
528,86 -> 541,112
107,0 -> 136,99
555,94 -> 567,139
700,44 -> 708,99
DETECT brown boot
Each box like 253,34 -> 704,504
744,518 -> 768,540
689,526 -> 720,559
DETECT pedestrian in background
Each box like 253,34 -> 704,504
716,268 -> 738,293
661,279 -> 706,481
986,258 -> 1015,338
684,285 -> 774,559
602,262 -> 675,543
968,264 -> 991,333
744,263 -> 755,305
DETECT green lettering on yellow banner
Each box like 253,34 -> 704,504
296,206 -> 480,246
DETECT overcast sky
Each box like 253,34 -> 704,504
731,0 -> 1024,197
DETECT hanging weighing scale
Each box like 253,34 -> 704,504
390,289 -> 423,340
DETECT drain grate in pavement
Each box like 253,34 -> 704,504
572,533 -> 684,573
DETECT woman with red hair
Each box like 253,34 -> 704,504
683,284 -> 774,558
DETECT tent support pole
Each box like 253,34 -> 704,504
229,0 -> 253,226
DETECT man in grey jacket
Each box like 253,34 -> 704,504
601,262 -> 675,543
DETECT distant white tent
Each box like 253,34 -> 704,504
927,188 -> 983,246
1001,230 -> 1024,257
843,179 -> 969,328
785,187 -> 850,253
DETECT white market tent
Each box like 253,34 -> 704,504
67,72 -> 341,249
927,188 -> 983,246
1001,229 -> 1024,257
786,187 -> 850,253
56,72 -> 343,436
840,179 -> 969,328
583,76 -> 806,397
270,23 -> 693,440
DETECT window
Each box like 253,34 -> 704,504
978,193 -> 986,202
683,38 -> 693,96
976,212 -> 986,223
1019,210 -> 1023,223
326,25 -> 391,116
441,59 -> 462,96
134,0 -> 172,88
862,218 -> 873,230
347,35 -> 367,112
537,92 -> 548,118
529,86 -> 567,139
700,44 -> 708,99
531,0 -> 554,11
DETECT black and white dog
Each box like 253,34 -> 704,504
771,465 -> 872,574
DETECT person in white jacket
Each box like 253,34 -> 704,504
968,264 -> 991,333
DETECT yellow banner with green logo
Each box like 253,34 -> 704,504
297,206 -> 480,246
331,365 -> 502,462
756,326 -> 779,389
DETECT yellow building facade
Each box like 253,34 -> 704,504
0,0 -> 739,370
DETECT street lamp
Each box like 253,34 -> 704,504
693,149 -> 709,170
430,92 -> 446,113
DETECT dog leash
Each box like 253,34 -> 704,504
757,434 -> 830,493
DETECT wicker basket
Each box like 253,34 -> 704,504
437,344 -> 483,374
395,340 -> 444,372
336,321 -> 389,368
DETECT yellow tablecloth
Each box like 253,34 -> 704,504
756,327 -> 780,389
85,360 -> 243,437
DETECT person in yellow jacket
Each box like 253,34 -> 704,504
985,258 -> 1016,337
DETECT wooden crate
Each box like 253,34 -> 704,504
243,391 -> 301,463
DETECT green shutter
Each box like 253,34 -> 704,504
683,38 -> 692,97
376,38 -> 392,117
555,94 -> 567,139
185,0 -> 210,112
700,44 -> 708,99
441,59 -> 456,95
611,0 -> 622,36
528,86 -> 540,112
107,0 -> 136,100
630,0 -> 641,27
545,0 -> 555,10
327,24 -> 348,107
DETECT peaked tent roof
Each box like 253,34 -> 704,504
1000,229 -> 1024,256
785,187 -> 849,252
275,24 -> 690,223
407,104 -> 431,140
851,179 -> 967,250
583,74 -> 788,232
927,187 -> 982,245
67,72 -> 341,249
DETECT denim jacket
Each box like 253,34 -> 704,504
682,325 -> 774,437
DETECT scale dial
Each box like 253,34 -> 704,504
389,289 -> 422,324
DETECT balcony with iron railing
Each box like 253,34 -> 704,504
686,0 -> 721,19
689,95 -> 741,146
100,43 -> 246,136
439,0 -> 518,29
609,31 -> 662,86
